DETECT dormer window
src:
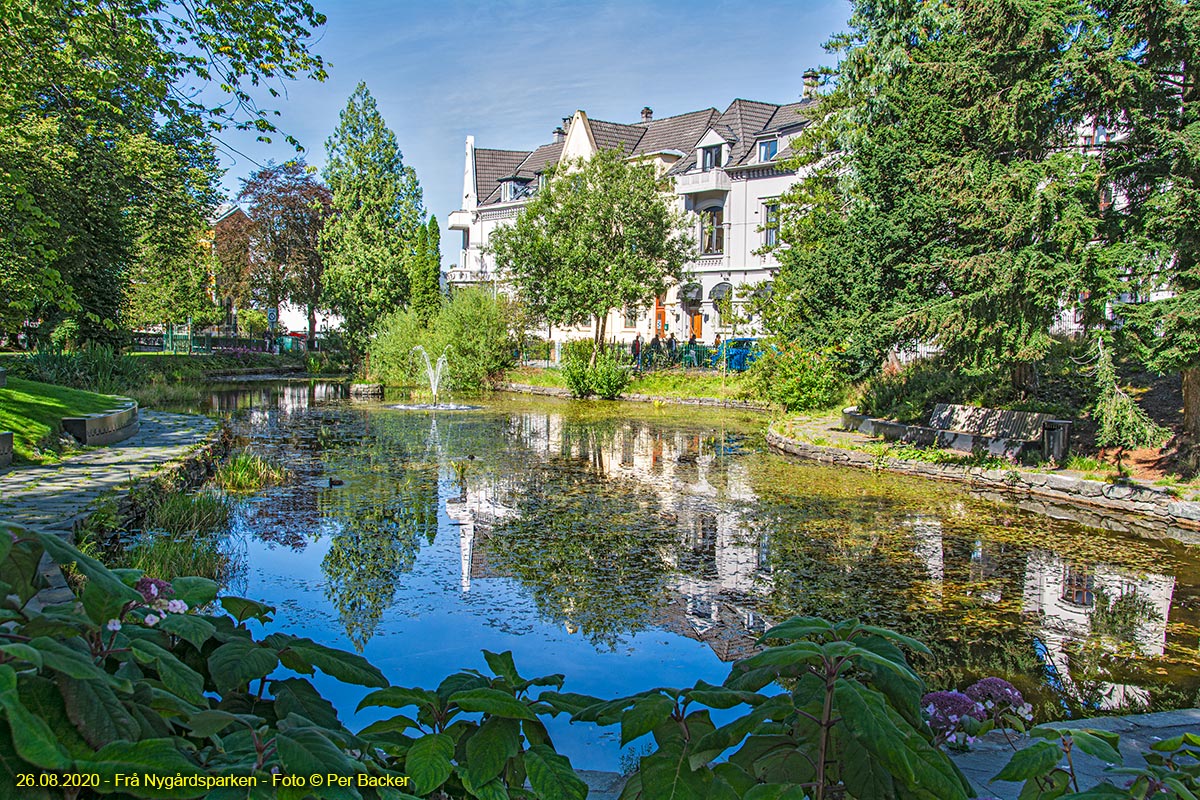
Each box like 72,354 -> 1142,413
758,139 -> 778,162
503,179 -> 532,202
701,145 -> 722,172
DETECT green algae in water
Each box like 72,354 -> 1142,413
221,390 -> 1200,726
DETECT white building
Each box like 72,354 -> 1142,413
447,79 -> 818,345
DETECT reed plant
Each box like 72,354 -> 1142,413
215,452 -> 287,492
148,492 -> 231,536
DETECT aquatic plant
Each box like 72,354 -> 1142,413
148,491 -> 231,536
214,451 -> 287,492
116,531 -> 235,583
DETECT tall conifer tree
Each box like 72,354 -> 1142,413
320,82 -> 423,356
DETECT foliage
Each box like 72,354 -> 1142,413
367,289 -> 513,392
237,308 -> 270,338
590,346 -> 632,400
559,341 -> 596,398
320,82 -> 424,358
147,493 -> 232,538
0,0 -> 327,346
6,347 -> 146,394
409,217 -> 444,326
488,148 -> 693,353
113,532 -> 236,585
214,452 -> 287,493
1093,340 -> 1168,464
0,521 -> 412,798
228,160 -> 332,345
742,342 -> 847,412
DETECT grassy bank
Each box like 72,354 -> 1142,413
508,365 -> 748,401
0,377 -> 122,463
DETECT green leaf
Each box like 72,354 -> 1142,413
406,732 -> 454,795
0,533 -> 46,608
621,693 -> 675,746
58,673 -> 141,748
758,616 -> 833,642
156,613 -> 216,651
357,686 -> 440,713
684,681 -> 764,710
272,678 -> 343,731
993,740 -> 1062,783
280,638 -> 388,688
29,636 -> 107,680
465,716 -> 521,788
538,691 -> 604,717
524,744 -> 588,800
0,642 -> 42,669
131,638 -> 205,704
853,624 -> 932,655
483,650 -> 522,684
358,714 -> 420,737
80,739 -> 211,796
187,709 -> 254,738
221,596 -> 276,624
0,664 -> 71,769
1017,768 -> 1069,800
171,577 -> 220,608
207,640 -> 280,693
275,728 -> 357,778
1070,730 -> 1122,765
449,687 -> 537,720
32,529 -> 140,617
638,739 -> 711,800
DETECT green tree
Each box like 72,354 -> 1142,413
409,216 -> 443,325
320,82 -> 424,358
0,0 -> 327,345
488,149 -> 693,362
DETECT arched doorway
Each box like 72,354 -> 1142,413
680,283 -> 703,340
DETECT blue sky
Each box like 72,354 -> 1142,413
217,0 -> 851,254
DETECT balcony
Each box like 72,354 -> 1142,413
675,169 -> 731,194
447,249 -> 493,285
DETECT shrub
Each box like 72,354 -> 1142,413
742,342 -> 847,411
366,307 -> 427,386
10,345 -> 146,394
591,345 -> 631,400
148,491 -> 231,536
560,340 -> 595,398
215,451 -> 287,492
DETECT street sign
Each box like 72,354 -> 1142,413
267,308 -> 279,324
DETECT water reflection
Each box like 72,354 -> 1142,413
221,389 -> 1200,721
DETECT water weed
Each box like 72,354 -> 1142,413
148,492 -> 231,536
215,452 -> 287,492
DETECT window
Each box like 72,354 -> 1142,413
1062,564 -> 1095,607
701,145 -> 722,172
624,306 -> 637,328
503,180 -> 532,202
701,207 -> 724,254
758,139 -> 778,162
763,203 -> 779,247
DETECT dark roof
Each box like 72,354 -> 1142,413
475,148 -> 530,205
758,100 -> 812,135
719,100 -> 784,166
513,141 -> 564,180
588,118 -> 646,153
633,108 -> 721,156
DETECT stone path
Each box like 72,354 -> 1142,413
951,708 -> 1200,798
0,410 -> 216,531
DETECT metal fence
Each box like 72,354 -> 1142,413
520,342 -> 750,372
132,331 -> 277,354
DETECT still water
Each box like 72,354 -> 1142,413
191,381 -> 1200,771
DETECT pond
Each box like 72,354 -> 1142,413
186,381 -> 1200,771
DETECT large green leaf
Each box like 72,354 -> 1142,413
483,650 -> 522,684
758,617 -> 833,643
187,709 -> 256,738
621,694 -> 675,746
842,733 -> 896,800
689,694 -> 793,769
524,744 -> 587,800
131,638 -> 205,704
171,577 -> 220,608
1069,730 -> 1122,765
637,739 -> 711,800
357,686 -> 440,713
538,691 -> 605,717
275,728 -> 358,780
683,681 -> 765,710
272,678 -> 343,731
994,740 -> 1063,783
156,613 -> 216,651
221,596 -> 276,624
0,532 -> 47,607
449,688 -> 537,720
80,739 -> 211,798
207,640 -> 280,693
465,716 -> 521,789
33,529 -> 140,617
0,664 -> 71,769
279,638 -> 388,688
405,732 -> 453,795
58,673 -> 141,748
29,636 -> 108,681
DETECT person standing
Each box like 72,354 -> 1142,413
632,334 -> 642,372
667,333 -> 677,360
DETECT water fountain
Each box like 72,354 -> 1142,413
386,345 -> 481,411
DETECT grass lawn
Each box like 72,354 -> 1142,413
0,377 -> 121,464
507,366 -> 749,401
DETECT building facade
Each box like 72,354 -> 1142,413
446,84 -> 817,345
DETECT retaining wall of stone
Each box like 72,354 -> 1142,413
0,432 -> 11,470
766,428 -> 1200,537
0,367 -> 6,387
62,399 -> 139,446
500,382 -> 775,411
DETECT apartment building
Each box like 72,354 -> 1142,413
446,78 -> 818,344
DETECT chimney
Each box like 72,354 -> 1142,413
562,116 -> 572,133
552,127 -> 565,143
641,106 -> 653,122
803,69 -> 819,100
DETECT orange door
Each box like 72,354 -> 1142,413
690,312 -> 702,340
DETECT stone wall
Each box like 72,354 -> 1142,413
766,428 -> 1200,539
0,432 -> 11,470
500,382 -> 775,411
62,399 -> 139,446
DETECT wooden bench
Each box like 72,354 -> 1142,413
842,403 -> 1067,459
928,404 -> 1050,443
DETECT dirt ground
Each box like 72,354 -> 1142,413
1077,372 -> 1189,482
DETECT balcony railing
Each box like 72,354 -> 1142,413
675,169 -> 731,194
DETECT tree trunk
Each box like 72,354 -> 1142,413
307,305 -> 317,350
1184,367 -> 1200,441
1011,361 -> 1039,396
590,314 -> 606,367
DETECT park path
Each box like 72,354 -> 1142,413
0,410 -> 216,531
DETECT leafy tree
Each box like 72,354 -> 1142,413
1092,339 -> 1168,473
235,160 -> 332,346
409,216 -> 444,325
0,0 -> 327,345
488,149 -> 693,363
320,82 -> 424,357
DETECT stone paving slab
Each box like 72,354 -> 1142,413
950,708 -> 1200,798
0,410 -> 216,533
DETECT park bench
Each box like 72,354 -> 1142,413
842,402 -> 1071,461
